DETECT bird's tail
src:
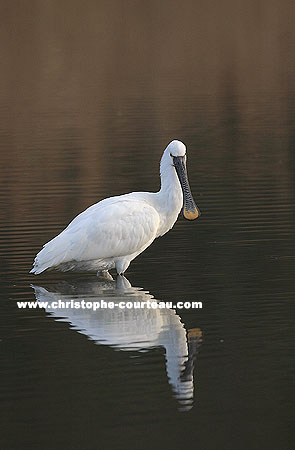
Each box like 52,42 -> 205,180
29,234 -> 66,274
29,264 -> 46,275
30,251 -> 51,274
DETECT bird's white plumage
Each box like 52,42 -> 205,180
30,140 -> 195,275
32,196 -> 159,274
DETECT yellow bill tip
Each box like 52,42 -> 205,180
183,207 -> 200,220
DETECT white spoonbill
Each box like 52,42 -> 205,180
30,140 -> 200,276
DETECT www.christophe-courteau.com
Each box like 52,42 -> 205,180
17,299 -> 203,311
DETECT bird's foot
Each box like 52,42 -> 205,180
96,270 -> 114,281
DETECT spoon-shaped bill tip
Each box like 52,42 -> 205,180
183,206 -> 200,220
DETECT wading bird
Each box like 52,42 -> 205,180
30,140 -> 200,276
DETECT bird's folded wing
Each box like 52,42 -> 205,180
32,198 -> 160,271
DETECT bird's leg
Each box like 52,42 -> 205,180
96,270 -> 114,281
116,275 -> 132,290
115,258 -> 131,276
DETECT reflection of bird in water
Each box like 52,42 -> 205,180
30,140 -> 200,276
32,276 -> 202,411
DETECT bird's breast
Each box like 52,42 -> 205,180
155,194 -> 183,237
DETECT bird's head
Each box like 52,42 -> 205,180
162,140 -> 201,220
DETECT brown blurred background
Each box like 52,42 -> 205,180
0,0 -> 294,231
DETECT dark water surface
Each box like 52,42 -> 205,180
1,1 -> 294,449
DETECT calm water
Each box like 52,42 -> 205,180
1,1 -> 294,449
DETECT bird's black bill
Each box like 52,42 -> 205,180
173,156 -> 200,220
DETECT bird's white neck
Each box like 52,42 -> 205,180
154,151 -> 183,236
159,155 -> 182,196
